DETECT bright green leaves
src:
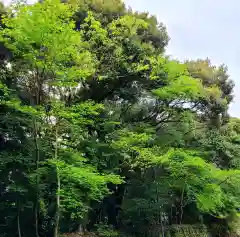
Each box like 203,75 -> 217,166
47,158 -> 122,219
149,57 -> 222,103
186,59 -> 233,123
112,126 -> 240,217
82,11 -> 109,47
108,15 -> 148,38
1,0 -> 95,84
0,0 -> 238,235
112,129 -> 151,149
196,183 -> 224,213
37,99 -> 122,221
153,75 -> 205,101
47,100 -> 104,127
0,0 -> 126,230
155,149 -> 240,216
79,12 -> 152,81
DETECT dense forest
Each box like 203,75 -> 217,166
0,0 -> 240,236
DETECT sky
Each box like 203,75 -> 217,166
2,0 -> 240,117
124,0 -> 240,117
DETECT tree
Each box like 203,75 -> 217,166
0,0 -> 239,237
0,1 -> 122,237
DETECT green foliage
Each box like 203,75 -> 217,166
1,0 -> 96,85
0,1 -> 239,237
156,149 -> 240,216
95,223 -> 119,237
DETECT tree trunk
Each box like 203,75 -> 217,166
153,167 -> 164,237
54,168 -> 60,237
54,125 -> 60,237
30,76 -> 41,237
77,223 -> 84,235
34,201 -> 39,237
17,203 -> 22,237
33,118 -> 40,237
160,214 -> 165,237
180,185 -> 185,225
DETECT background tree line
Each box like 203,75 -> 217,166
0,0 -> 240,236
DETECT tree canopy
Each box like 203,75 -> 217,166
0,1 -> 239,237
